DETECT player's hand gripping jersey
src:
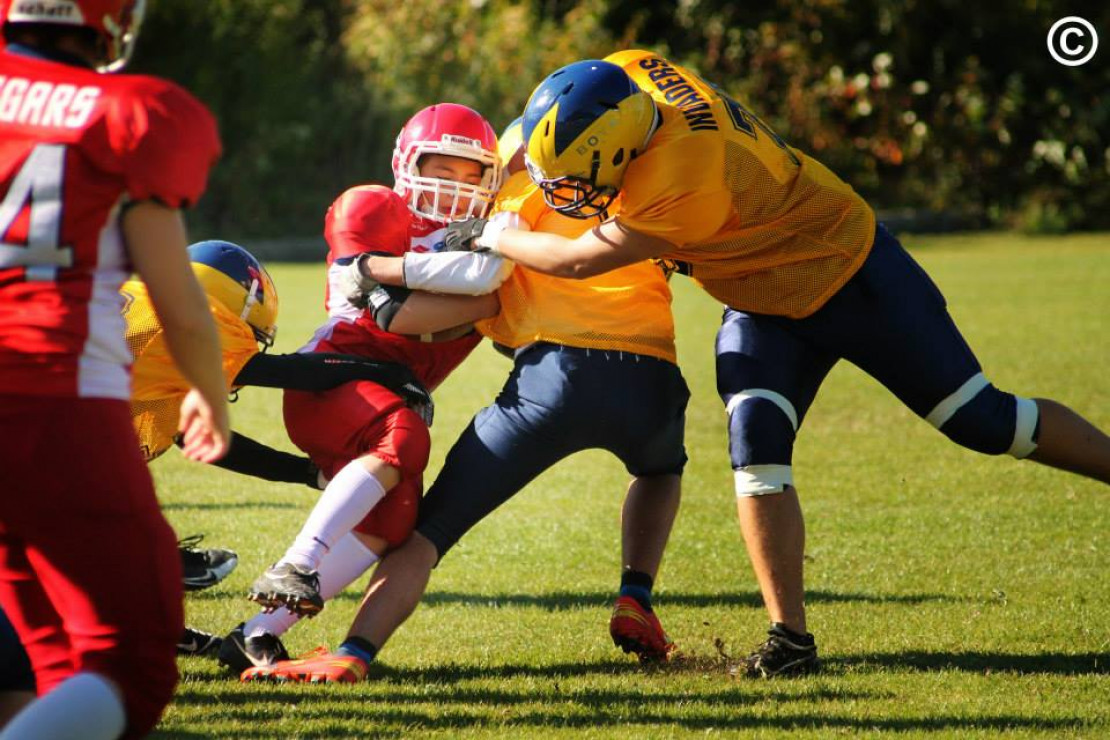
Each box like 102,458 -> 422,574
0,50 -> 220,398
605,50 -> 875,318
478,170 -> 677,363
305,184 -> 481,390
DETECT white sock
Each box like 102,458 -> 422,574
248,532 -> 380,638
281,460 -> 387,571
0,672 -> 126,740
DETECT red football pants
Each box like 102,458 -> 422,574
284,380 -> 429,548
0,396 -> 183,739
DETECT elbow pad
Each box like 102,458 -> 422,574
367,283 -> 412,332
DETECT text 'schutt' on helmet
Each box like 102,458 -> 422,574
391,103 -> 502,224
1,0 -> 147,72
187,240 -> 279,349
521,60 -> 656,220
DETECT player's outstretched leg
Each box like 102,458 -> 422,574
1027,399 -> 1110,483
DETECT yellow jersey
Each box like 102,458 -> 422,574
476,170 -> 677,364
606,49 -> 876,318
121,280 -> 258,461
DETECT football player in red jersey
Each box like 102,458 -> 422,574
218,103 -> 505,674
0,1 -> 227,737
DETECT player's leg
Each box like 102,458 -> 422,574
222,474 -> 416,675
219,531 -> 381,674
348,373 -> 580,651
245,344 -> 589,682
803,224 -> 1110,484
250,382 -> 429,615
597,352 -> 689,661
0,398 -> 183,739
715,310 -> 837,677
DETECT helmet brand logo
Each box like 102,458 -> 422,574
10,0 -> 84,23
441,134 -> 481,148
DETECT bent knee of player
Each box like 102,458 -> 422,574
927,374 -> 1039,458
725,391 -> 798,497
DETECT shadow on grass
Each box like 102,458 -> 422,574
164,682 -> 1091,736
162,501 -> 299,512
833,651 -> 1109,676
322,589 -> 961,610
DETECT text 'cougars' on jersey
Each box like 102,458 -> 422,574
0,76 -> 101,127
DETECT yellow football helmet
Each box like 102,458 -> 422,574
188,240 -> 279,349
521,59 -> 657,219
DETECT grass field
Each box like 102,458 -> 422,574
153,232 -> 1109,738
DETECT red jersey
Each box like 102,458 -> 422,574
301,184 -> 480,390
0,48 -> 220,400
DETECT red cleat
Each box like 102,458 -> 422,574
240,648 -> 368,684
609,595 -> 675,662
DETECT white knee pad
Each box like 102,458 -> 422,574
1009,396 -> 1039,459
735,464 -> 794,497
725,389 -> 799,432
926,372 -> 1039,458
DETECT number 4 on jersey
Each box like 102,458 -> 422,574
0,143 -> 73,271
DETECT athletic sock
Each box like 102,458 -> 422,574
246,533 -> 379,638
281,460 -> 387,571
0,672 -> 126,740
619,569 -> 655,612
770,622 -> 815,646
337,635 -> 378,665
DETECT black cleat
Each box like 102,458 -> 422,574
177,626 -> 222,657
180,534 -> 238,592
217,623 -> 290,675
248,562 -> 323,617
731,623 -> 820,678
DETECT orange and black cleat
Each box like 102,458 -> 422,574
609,595 -> 675,663
240,648 -> 368,684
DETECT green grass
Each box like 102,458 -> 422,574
154,232 -> 1110,738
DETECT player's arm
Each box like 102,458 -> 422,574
385,291 -> 499,336
201,431 -> 322,489
234,352 -> 433,407
350,211 -> 521,296
124,201 -> 229,462
485,219 -> 674,279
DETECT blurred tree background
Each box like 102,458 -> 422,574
133,0 -> 1110,244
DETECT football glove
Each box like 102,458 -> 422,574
336,254 -> 380,308
442,218 -> 488,252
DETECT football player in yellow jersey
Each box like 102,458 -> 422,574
436,52 -> 1110,678
124,240 -> 431,654
242,120 -> 691,683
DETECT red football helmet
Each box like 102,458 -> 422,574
391,103 -> 501,224
1,0 -> 146,72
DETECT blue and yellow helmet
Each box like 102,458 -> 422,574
521,59 -> 656,219
498,116 -> 524,171
187,240 -> 279,349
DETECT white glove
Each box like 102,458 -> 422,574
336,254 -> 379,308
